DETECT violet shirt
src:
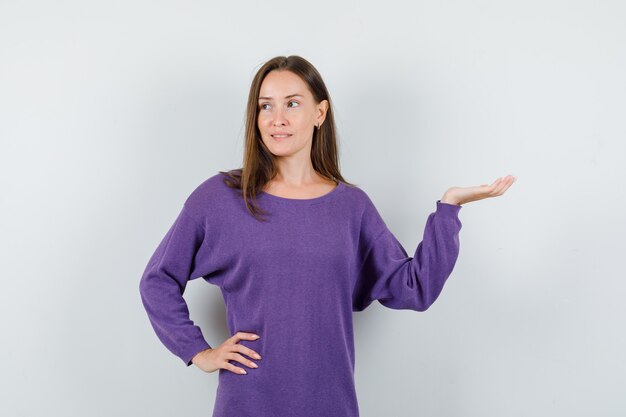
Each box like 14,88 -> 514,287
139,171 -> 463,417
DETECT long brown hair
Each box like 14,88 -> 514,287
220,55 -> 353,222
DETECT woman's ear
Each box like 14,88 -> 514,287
317,99 -> 329,124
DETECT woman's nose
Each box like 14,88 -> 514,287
272,108 -> 288,125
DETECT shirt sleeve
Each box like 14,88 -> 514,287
139,202 -> 213,366
352,199 -> 463,312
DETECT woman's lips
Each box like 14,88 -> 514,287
272,134 -> 292,140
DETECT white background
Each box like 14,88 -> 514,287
1,0 -> 625,416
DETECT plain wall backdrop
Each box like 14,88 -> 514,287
1,0 -> 625,416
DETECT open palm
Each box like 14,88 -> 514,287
442,175 -> 517,206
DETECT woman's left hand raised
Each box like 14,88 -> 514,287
440,175 -> 517,206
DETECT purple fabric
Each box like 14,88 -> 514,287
139,171 -> 463,417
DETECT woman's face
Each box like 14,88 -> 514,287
257,70 -> 328,159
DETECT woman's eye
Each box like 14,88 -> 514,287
259,101 -> 298,111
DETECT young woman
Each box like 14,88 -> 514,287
139,55 -> 516,417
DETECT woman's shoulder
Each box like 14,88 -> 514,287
339,181 -> 378,209
183,170 -> 240,216
191,170 -> 233,193
340,182 -> 390,233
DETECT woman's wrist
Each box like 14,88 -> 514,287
440,194 -> 460,205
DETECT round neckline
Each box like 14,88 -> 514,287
259,181 -> 345,204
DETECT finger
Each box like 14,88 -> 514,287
480,178 -> 500,196
492,178 -> 509,195
492,175 -> 513,190
225,361 -> 248,375
493,176 -> 514,195
498,176 -> 516,195
229,352 -> 259,369
230,332 -> 261,344
489,177 -> 502,189
236,344 -> 262,360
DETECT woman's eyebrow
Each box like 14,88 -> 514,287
258,94 -> 304,100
